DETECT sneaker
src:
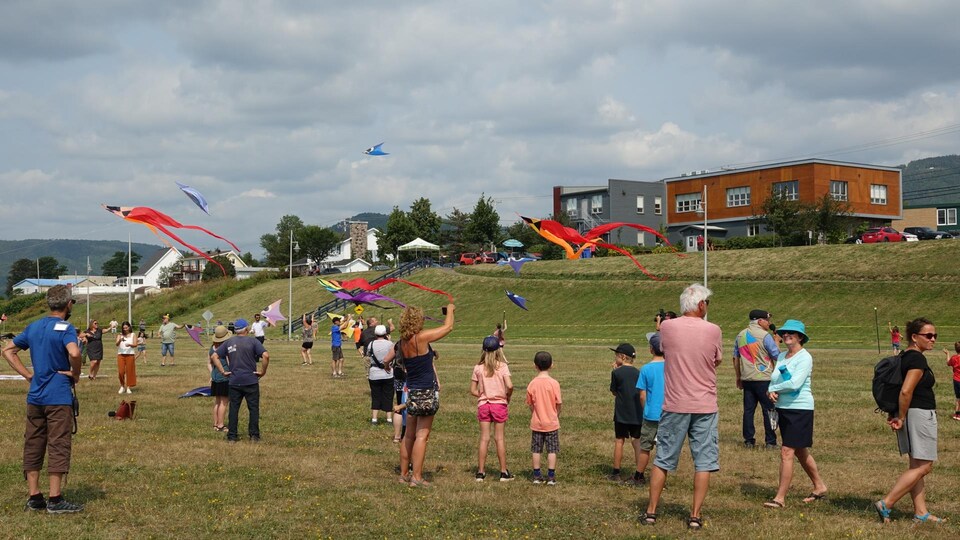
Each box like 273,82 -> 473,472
532,474 -> 544,484
764,443 -> 779,451
250,436 -> 261,443
25,497 -> 46,511
475,472 -> 486,482
606,473 -> 622,483
743,441 -> 756,449
499,471 -> 515,482
118,387 -> 125,394
125,387 -> 132,394
46,499 -> 83,514
546,477 -> 557,486
631,475 -> 646,486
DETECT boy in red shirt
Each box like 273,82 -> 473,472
945,342 -> 960,420
526,351 -> 562,485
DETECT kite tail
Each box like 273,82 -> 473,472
594,241 -> 667,281
396,279 -> 454,301
175,224 -> 241,253
151,223 -> 228,276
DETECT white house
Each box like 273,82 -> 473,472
115,247 -> 182,288
321,227 -> 381,265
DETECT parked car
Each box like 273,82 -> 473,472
458,253 -> 477,265
947,230 -> 960,239
844,233 -> 863,244
372,264 -> 390,271
475,252 -> 497,264
902,232 -> 919,242
320,267 -> 342,274
903,226 -> 948,240
860,227 -> 905,243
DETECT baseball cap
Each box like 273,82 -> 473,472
645,332 -> 663,356
610,343 -> 636,358
482,335 -> 501,352
234,318 -> 249,331
212,325 -> 231,344
749,309 -> 772,321
375,324 -> 387,336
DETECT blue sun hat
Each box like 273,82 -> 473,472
776,319 -> 808,345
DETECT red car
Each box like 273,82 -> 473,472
458,253 -> 477,265
861,227 -> 905,243
475,252 -> 496,264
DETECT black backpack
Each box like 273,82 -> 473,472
872,353 -> 902,415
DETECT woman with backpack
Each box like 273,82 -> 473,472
366,325 -> 395,425
874,317 -> 942,524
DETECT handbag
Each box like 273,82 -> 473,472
406,388 -> 440,416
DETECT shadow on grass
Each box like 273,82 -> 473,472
68,483 -> 107,505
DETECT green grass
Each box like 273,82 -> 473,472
2,240 -> 960,538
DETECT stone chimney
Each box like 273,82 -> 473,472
349,221 -> 368,260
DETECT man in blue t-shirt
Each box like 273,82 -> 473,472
330,316 -> 350,378
634,332 -> 665,485
2,285 -> 83,513
211,318 -> 269,442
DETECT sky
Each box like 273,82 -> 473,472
3,1 -> 960,256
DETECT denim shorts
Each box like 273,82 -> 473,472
160,342 -> 175,356
652,411 -> 719,472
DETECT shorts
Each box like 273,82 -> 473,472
369,378 -> 394,412
614,421 -> 642,439
160,342 -> 175,356
256,336 -> 265,344
652,411 -> 720,473
24,404 -> 73,473
953,380 -> 960,399
331,346 -> 343,360
897,408 -> 938,461
777,408 -> 814,449
210,380 -> 230,397
639,419 -> 659,452
136,345 -> 145,353
477,403 -> 509,423
531,429 -> 560,454
302,342 -> 313,350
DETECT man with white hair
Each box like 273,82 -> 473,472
211,318 -> 269,443
642,283 -> 722,530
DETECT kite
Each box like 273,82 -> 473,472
260,300 -> 286,326
505,290 -> 528,311
176,181 -> 210,214
321,277 -> 453,302
184,325 -> 204,347
333,290 -> 407,309
103,205 -> 240,275
364,142 -> 389,156
325,312 -> 346,321
521,216 -> 678,280
178,386 -> 212,398
498,257 -> 536,275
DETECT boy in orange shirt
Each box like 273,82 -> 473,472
526,351 -> 562,485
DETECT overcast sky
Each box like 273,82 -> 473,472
3,1 -> 959,255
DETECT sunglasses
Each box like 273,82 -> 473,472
780,331 -> 798,337
917,332 -> 938,340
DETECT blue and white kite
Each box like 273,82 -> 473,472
505,290 -> 528,311
176,181 -> 210,214
364,142 -> 389,156
498,257 -> 536,275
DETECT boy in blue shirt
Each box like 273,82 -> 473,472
635,332 -> 665,484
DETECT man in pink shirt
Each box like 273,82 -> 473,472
642,283 -> 722,530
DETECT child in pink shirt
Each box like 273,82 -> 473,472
944,342 -> 960,420
526,351 -> 562,485
471,336 -> 514,482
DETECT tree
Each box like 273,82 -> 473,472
101,251 -> 141,278
38,256 -> 67,279
408,197 -> 442,244
6,258 -> 36,296
804,193 -> 852,244
202,255 -> 236,281
240,252 -> 259,266
299,225 -> 343,263
442,207 -> 471,254
504,219 -> 539,251
156,262 -> 180,288
376,206 -> 417,260
465,194 -> 502,249
757,193 -> 807,247
260,215 -> 305,267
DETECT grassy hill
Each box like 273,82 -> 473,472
6,239 -> 959,349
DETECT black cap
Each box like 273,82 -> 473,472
749,309 -> 771,321
610,343 -> 636,358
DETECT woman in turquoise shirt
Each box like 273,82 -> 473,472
763,319 -> 828,509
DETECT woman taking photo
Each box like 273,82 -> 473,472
875,317 -> 943,524
395,303 -> 454,487
115,321 -> 138,394
366,325 -> 395,425
763,319 -> 827,509
80,320 -> 104,380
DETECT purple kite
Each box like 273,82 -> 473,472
505,290 -> 528,311
176,181 -> 210,214
260,300 -> 286,326
333,290 -> 407,309
184,325 -> 204,346
498,257 -> 536,275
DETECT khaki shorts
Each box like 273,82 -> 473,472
24,404 -> 73,473
639,419 -> 659,452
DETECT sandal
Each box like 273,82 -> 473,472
803,492 -> 827,503
687,516 -> 703,530
639,512 -> 657,525
913,513 -> 945,524
214,426 -> 226,432
763,499 -> 785,509
408,478 -> 432,488
397,474 -> 410,484
874,500 -> 891,523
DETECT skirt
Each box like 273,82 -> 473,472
777,408 -> 814,449
896,408 -> 938,461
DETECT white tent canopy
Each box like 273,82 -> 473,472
397,237 -> 441,251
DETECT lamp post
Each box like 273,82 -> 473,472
702,184 -> 708,289
288,229 -> 300,341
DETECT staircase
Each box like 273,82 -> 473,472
283,258 -> 437,336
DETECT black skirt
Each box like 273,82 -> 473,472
777,408 -> 814,449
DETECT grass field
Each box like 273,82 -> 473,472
2,240 -> 960,538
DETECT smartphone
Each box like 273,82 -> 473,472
441,307 -> 448,315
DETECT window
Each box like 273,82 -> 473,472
939,208 -> 958,226
675,192 -> 702,213
726,186 -> 751,207
654,196 -> 662,215
566,198 -> 576,217
870,184 -> 887,205
772,180 -> 799,201
591,194 -> 603,214
829,180 -> 848,201
637,231 -> 645,246
636,195 -> 644,214
747,224 -> 760,237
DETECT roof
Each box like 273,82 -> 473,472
133,247 -> 180,277
14,278 -> 85,288
398,237 -> 440,250
663,158 -> 902,183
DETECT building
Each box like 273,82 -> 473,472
318,224 -> 382,272
12,278 -> 86,295
552,180 -> 665,247
115,247 -> 183,288
664,159 -> 902,249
